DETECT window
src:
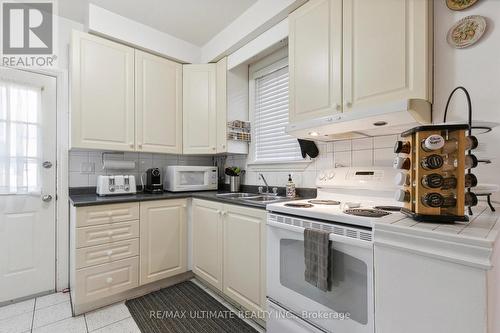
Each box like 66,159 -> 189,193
0,80 -> 42,194
250,57 -> 304,166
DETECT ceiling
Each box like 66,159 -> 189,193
58,0 -> 257,46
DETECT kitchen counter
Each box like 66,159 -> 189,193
374,203 -> 500,269
69,188 -> 315,209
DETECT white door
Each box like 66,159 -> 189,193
135,50 -> 183,154
182,64 -> 217,154
0,67 -> 57,303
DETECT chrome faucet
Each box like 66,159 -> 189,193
258,173 -> 269,194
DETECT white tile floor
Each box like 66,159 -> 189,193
0,279 -> 265,333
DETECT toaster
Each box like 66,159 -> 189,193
96,175 -> 137,196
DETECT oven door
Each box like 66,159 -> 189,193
267,215 -> 374,333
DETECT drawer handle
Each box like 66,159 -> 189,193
106,277 -> 113,284
106,250 -> 113,256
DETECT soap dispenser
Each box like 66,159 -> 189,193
286,174 -> 296,198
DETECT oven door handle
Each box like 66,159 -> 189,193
267,220 -> 373,249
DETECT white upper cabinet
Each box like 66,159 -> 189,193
182,64 -> 217,154
288,0 -> 432,120
135,50 -> 183,154
342,0 -> 432,112
216,58 -> 228,154
288,0 -> 342,123
71,31 -> 135,151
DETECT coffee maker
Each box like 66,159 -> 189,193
145,168 -> 163,193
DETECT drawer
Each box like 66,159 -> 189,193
75,238 -> 139,269
76,220 -> 139,248
75,257 -> 139,304
76,203 -> 139,227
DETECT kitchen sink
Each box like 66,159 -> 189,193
216,192 -> 260,199
216,192 -> 286,204
241,195 -> 285,203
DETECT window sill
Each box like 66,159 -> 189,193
247,159 -> 312,172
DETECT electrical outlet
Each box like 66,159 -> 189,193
81,162 -> 95,174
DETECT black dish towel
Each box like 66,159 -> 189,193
304,228 -> 331,291
298,139 -> 319,159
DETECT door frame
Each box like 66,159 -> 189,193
3,65 -> 70,292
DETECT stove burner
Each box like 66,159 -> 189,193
285,203 -> 314,208
344,208 -> 391,218
373,206 -> 402,212
308,200 -> 341,205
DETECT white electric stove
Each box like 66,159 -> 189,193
266,167 -> 404,333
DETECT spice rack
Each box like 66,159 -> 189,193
394,124 -> 478,223
227,120 -> 251,142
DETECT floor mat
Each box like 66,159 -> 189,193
125,281 -> 259,333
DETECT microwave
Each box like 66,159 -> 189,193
163,166 -> 218,192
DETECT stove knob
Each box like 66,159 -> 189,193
327,172 -> 335,179
318,173 -> 326,181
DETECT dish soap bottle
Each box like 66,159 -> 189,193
286,174 -> 296,198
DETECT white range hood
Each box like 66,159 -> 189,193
286,99 -> 432,141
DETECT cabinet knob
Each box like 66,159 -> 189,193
138,143 -> 142,148
217,210 -> 221,215
106,277 -> 113,284
129,143 -> 134,148
211,147 -> 216,151
107,231 -> 113,236
334,103 -> 341,111
106,250 -> 113,256
344,101 -> 352,108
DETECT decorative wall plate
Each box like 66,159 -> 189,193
446,0 -> 480,11
447,15 -> 486,48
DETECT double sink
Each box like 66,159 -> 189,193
216,192 -> 287,204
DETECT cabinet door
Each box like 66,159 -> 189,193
216,58 -> 227,154
135,50 -> 183,154
71,31 -> 135,151
342,0 -> 432,112
139,199 -> 187,285
223,204 -> 266,313
288,0 -> 342,123
183,64 -> 217,154
192,199 -> 223,290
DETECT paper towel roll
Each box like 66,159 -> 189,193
102,160 -> 136,170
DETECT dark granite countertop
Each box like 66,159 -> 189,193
69,185 -> 317,209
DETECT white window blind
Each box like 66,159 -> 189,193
254,65 -> 302,163
0,80 -> 42,194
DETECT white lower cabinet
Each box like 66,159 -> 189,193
192,199 -> 223,290
223,204 -> 266,314
192,199 -> 266,313
139,199 -> 188,285
74,257 -> 139,305
70,200 -> 188,315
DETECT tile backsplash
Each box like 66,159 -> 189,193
69,135 -> 398,189
225,134 -> 398,189
69,149 -> 213,187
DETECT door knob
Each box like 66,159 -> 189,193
41,194 -> 52,202
42,161 -> 52,168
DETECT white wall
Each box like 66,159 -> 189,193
434,0 -> 500,202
